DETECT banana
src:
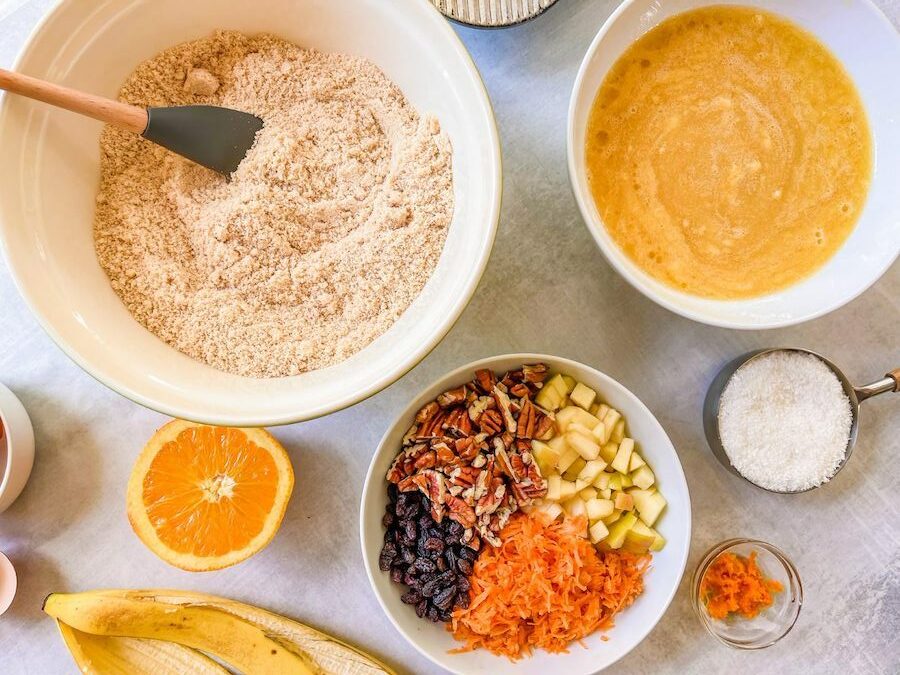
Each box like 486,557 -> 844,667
45,592 -> 316,674
56,620 -> 228,675
92,589 -> 395,675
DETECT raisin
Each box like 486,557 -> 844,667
438,609 -> 453,622
401,590 -> 423,605
459,546 -> 477,561
426,606 -> 440,622
403,572 -> 418,587
415,600 -> 428,618
424,537 -> 445,555
401,547 -> 416,565
404,519 -> 417,542
413,558 -> 436,575
382,512 -> 395,528
457,576 -> 470,593
448,521 -> 464,537
383,528 -> 395,544
455,592 -> 470,609
433,586 -> 457,610
378,542 -> 397,571
388,483 -> 399,501
390,567 -> 404,584
457,559 -> 473,576
421,576 -> 442,598
435,557 -> 448,572
445,548 -> 457,571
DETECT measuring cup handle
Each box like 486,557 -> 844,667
888,368 -> 900,392
856,368 -> 900,402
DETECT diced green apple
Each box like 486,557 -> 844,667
570,382 -> 597,411
535,374 -> 568,411
600,442 -> 618,464
586,498 -> 615,521
562,496 -> 587,518
531,440 -> 559,477
611,418 -> 626,443
561,375 -> 576,393
629,489 -> 666,526
566,430 -> 600,461
556,447 -> 579,474
593,472 -> 610,490
589,519 -> 610,544
563,456 -> 587,481
556,406 -> 601,433
602,408 -> 621,435
614,491 -> 634,511
608,473 -> 623,491
538,500 -> 565,521
577,459 -> 606,485
623,523 -> 656,553
630,520 -> 665,552
559,479 -> 577,501
628,452 -> 646,472
611,438 -> 635,473
546,474 -> 562,501
602,509 -> 622,525
631,465 -> 655,490
599,488 -> 612,499
579,486 -> 598,501
604,513 -> 638,549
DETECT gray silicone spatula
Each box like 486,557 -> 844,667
0,68 -> 263,175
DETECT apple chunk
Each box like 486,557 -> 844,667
611,437 -> 635,474
570,382 -> 597,411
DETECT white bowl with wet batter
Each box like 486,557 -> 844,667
568,0 -> 900,329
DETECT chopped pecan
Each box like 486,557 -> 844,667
445,465 -> 480,488
474,369 -> 496,393
397,475 -> 420,492
401,424 -> 418,447
471,452 -> 487,469
509,382 -> 531,398
522,363 -> 549,383
475,478 -> 505,517
492,439 -> 517,481
446,495 -> 476,528
467,395 -> 493,422
413,450 -> 437,470
437,385 -> 467,409
454,436 -> 479,461
477,409 -> 503,435
443,408 -> 473,437
492,386 -> 517,434
415,401 -> 439,424
534,413 -> 555,441
516,398 -> 537,439
432,441 -> 456,467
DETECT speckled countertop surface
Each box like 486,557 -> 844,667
0,1 -> 898,673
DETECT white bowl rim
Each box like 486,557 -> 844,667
0,382 -> 35,512
565,0 -> 899,330
359,352 -> 692,674
0,0 -> 503,427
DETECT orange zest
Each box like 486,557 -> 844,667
126,420 -> 294,571
450,512 -> 649,660
700,551 -> 783,620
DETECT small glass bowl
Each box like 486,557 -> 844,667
691,539 -> 802,649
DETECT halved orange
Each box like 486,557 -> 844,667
126,420 -> 294,571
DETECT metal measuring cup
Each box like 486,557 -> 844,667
703,348 -> 899,494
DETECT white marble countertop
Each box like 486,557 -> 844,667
0,1 -> 898,673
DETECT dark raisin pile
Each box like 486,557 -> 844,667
379,485 -> 476,622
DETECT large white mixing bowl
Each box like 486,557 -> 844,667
0,0 -> 501,426
568,0 -> 900,329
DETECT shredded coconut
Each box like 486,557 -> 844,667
94,31 -> 453,378
718,351 -> 852,492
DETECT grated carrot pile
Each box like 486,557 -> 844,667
700,550 -> 783,620
449,512 -> 650,660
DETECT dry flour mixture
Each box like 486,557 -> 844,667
94,31 -> 453,377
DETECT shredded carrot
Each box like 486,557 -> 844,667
700,550 -> 783,620
449,512 -> 649,660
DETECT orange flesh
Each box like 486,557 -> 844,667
450,513 -> 649,660
142,426 -> 278,557
700,550 -> 783,620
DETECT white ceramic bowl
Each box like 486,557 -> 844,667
0,382 -> 35,514
0,0 -> 501,426
0,551 -> 16,615
568,0 -> 900,329
360,354 -> 691,674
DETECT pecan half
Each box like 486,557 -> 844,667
477,408 -> 503,435
522,363 -> 549,383
492,386 -> 517,434
474,369 -> 496,393
437,385 -> 467,409
516,398 -> 537,439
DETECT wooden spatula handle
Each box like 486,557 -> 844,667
0,68 -> 147,134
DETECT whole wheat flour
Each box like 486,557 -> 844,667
94,31 -> 453,378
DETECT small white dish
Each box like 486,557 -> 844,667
0,382 -> 35,514
360,354 -> 691,675
567,0 -> 900,329
0,552 -> 16,615
0,0 -> 501,426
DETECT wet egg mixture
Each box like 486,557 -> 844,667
585,6 -> 872,299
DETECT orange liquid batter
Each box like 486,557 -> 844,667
585,6 -> 872,299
